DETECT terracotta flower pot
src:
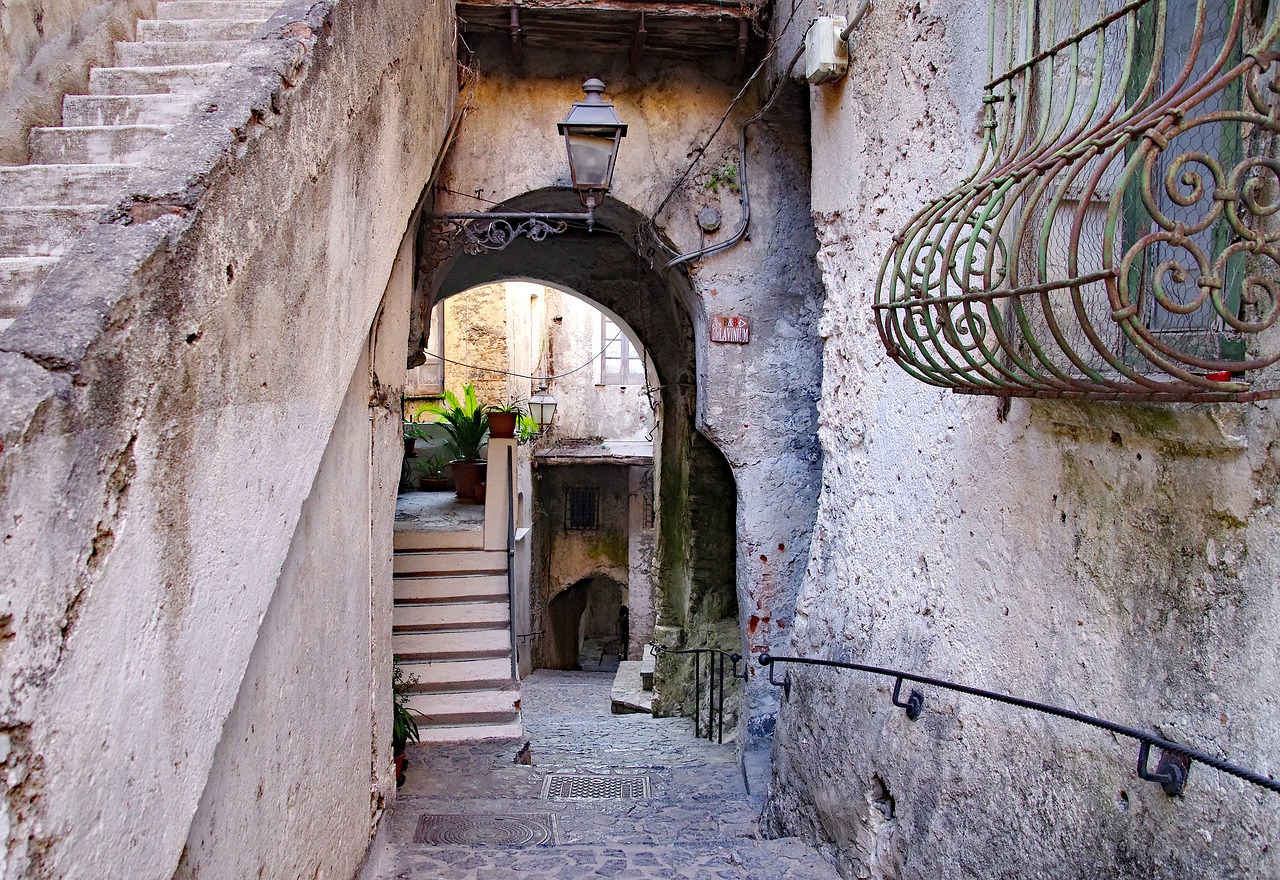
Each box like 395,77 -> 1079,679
450,460 -> 487,500
488,412 -> 518,438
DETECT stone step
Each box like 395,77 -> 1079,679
114,39 -> 250,67
392,529 -> 484,551
393,550 -> 507,576
89,63 -> 232,96
399,656 -> 514,688
0,206 -> 105,258
407,687 -> 522,721
393,573 -> 508,604
0,164 -> 134,206
137,18 -> 266,42
393,601 -> 509,632
155,1 -> 282,20
415,718 -> 523,743
29,125 -> 170,165
391,627 -> 511,660
0,257 -> 59,317
62,93 -> 198,127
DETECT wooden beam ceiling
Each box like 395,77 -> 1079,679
457,0 -> 761,69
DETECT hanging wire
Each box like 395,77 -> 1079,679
650,0 -> 810,221
419,331 -> 626,382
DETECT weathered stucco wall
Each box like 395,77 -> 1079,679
429,46 -> 824,741
0,0 -> 155,164
541,288 -> 655,442
768,1 -> 1280,877
0,1 -> 454,876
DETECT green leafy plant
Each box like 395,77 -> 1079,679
516,413 -> 540,443
412,454 -> 449,481
392,657 -> 420,748
403,421 -> 433,442
487,401 -> 528,415
703,162 -> 739,194
424,384 -> 489,461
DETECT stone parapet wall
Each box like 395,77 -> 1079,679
0,1 -> 453,876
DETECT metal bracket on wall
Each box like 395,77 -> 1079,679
1137,741 -> 1190,797
891,676 -> 925,721
762,654 -> 790,699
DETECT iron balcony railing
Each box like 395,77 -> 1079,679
875,0 -> 1280,402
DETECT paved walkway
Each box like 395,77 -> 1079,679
372,671 -> 839,880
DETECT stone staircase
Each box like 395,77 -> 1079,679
393,493 -> 523,742
0,0 -> 280,332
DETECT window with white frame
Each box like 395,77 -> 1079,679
599,315 -> 645,385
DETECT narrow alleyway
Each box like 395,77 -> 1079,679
373,671 -> 840,879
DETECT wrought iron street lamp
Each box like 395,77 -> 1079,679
558,78 -> 628,226
528,386 -> 558,433
425,79 -> 627,265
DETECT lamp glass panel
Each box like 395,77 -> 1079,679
566,133 -> 614,188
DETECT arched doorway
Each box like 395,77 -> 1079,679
412,189 -> 742,720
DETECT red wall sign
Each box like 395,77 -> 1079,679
710,314 -> 749,344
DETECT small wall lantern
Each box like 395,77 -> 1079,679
558,78 -> 628,225
528,386 -> 558,433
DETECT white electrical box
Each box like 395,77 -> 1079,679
804,16 -> 849,85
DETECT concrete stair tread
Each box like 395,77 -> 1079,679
411,710 -> 521,726
137,19 -> 267,41
29,124 -> 171,165
90,63 -> 233,96
393,648 -> 512,662
393,548 -> 508,575
409,678 -> 517,695
392,530 -> 485,551
0,256 -> 59,317
155,1 -> 282,20
397,656 -> 514,686
113,40 -> 251,67
62,94 -> 199,127
0,164 -> 134,205
408,690 -> 522,723
414,720 -> 523,742
0,206 -> 106,257
393,601 -> 510,630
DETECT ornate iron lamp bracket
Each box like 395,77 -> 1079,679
422,211 -> 593,277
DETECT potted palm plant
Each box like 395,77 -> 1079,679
392,657 -> 420,787
425,384 -> 489,500
486,402 -> 526,439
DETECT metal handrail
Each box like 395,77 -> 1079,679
651,644 -> 746,744
759,653 -> 1280,798
506,445 -> 517,680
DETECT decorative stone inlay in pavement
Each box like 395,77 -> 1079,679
372,671 -> 840,880
541,773 -> 651,800
414,814 -> 557,847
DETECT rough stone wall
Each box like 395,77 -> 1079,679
0,0 -> 154,164
532,462 -> 632,669
442,282 -> 509,405
768,1 -> 1280,877
429,46 -> 824,742
0,1 -> 454,876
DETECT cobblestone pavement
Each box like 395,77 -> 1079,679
372,671 -> 839,880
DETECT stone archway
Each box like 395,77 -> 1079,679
411,189 -> 742,715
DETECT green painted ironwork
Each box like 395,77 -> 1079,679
875,0 -> 1280,401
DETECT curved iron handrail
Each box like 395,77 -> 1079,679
760,653 -> 1279,797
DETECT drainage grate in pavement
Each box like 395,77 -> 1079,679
541,773 -> 651,800
413,813 -> 558,847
